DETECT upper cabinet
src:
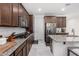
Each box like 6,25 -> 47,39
44,16 -> 57,23
56,17 -> 66,28
0,3 -> 12,26
18,4 -> 29,28
18,4 -> 24,17
0,3 -> 30,27
29,15 -> 33,33
44,16 -> 66,28
12,3 -> 19,26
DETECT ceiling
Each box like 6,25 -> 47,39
22,3 -> 79,16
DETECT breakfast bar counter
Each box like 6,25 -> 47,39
48,35 -> 79,56
49,35 -> 79,42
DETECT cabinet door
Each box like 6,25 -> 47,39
26,35 -> 33,55
12,3 -> 19,26
57,17 -> 63,27
16,50 -> 23,56
62,17 -> 66,27
0,3 -> 12,26
26,39 -> 30,55
44,16 -> 57,23
29,15 -> 33,33
23,46 -> 27,56
19,4 -> 24,17
0,6 -> 1,25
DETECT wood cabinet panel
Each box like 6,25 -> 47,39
62,17 -> 66,27
29,15 -> 33,33
18,4 -> 24,17
15,41 -> 26,56
56,17 -> 66,28
18,4 -> 30,28
0,9 -> 1,25
16,50 -> 23,56
44,16 -> 57,23
26,34 -> 34,55
56,17 -> 62,27
12,3 -> 19,26
23,46 -> 27,56
0,3 -> 31,29
0,3 -> 12,26
10,34 -> 34,56
44,16 -> 66,28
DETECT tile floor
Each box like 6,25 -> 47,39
28,40 -> 53,56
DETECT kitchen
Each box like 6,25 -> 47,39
0,3 -> 79,56
0,3 -> 34,56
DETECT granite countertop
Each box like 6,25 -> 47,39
0,34 -> 33,56
48,35 -> 79,42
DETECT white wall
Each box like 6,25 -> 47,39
66,14 -> 79,35
33,13 -> 79,42
33,15 -> 44,41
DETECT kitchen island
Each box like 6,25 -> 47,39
48,35 -> 79,56
0,33 -> 34,56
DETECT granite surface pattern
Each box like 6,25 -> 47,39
48,35 -> 79,42
0,34 -> 33,56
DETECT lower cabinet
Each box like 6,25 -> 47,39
10,34 -> 34,56
16,50 -> 23,56
15,41 -> 26,56
26,34 -> 34,55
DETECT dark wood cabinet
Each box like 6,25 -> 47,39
16,50 -> 23,56
18,4 -> 24,17
29,15 -> 33,33
0,3 -> 12,26
18,4 -> 30,28
10,34 -> 34,56
44,16 -> 57,23
12,3 -> 19,26
15,41 -> 26,56
26,34 -> 34,55
56,17 -> 66,28
56,17 -> 63,27
44,16 -> 66,28
62,17 -> 66,27
0,3 -> 19,26
0,3 -> 30,28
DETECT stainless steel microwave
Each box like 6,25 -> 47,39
19,16 -> 28,28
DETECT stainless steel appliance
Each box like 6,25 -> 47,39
45,23 -> 56,46
46,23 -> 56,34
19,16 -> 28,28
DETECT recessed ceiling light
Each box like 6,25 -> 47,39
61,3 -> 71,12
61,8 -> 65,11
38,8 -> 42,12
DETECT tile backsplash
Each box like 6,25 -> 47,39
0,27 -> 26,37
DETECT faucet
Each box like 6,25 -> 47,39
72,29 -> 75,36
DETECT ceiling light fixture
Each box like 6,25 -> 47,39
61,8 -> 65,11
38,8 -> 42,12
61,3 -> 71,11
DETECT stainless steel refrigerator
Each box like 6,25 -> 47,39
46,23 -> 56,34
45,23 -> 56,46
